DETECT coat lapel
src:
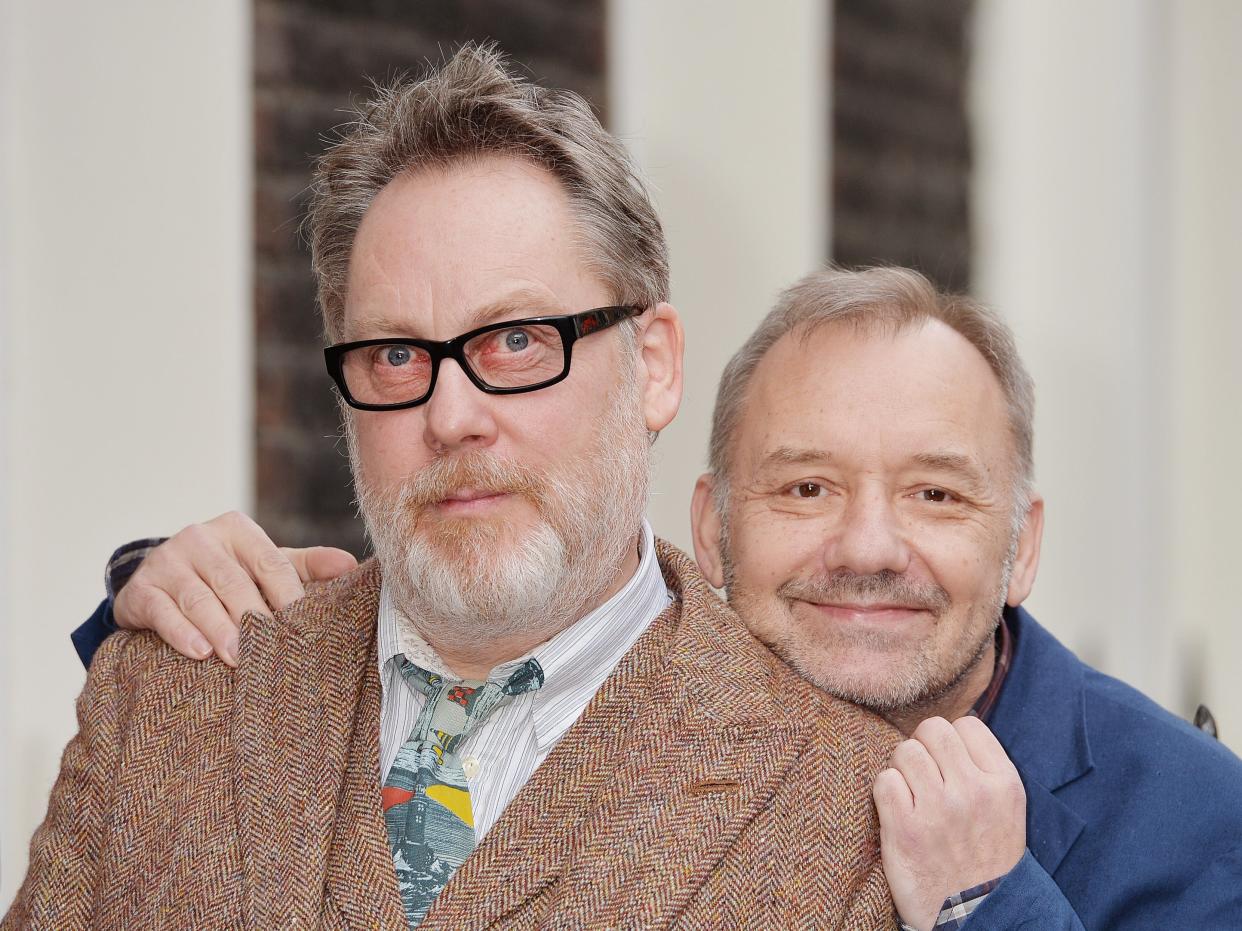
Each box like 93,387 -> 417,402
990,608 -> 1093,878
233,563 -> 406,929
424,548 -> 811,929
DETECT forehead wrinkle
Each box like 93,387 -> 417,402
344,284 -> 573,341
463,286 -> 573,330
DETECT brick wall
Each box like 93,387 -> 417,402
831,0 -> 973,292
253,0 -> 607,552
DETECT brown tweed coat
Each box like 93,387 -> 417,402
4,542 -> 901,930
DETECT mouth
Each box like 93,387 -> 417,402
793,601 -> 935,626
432,487 -> 513,513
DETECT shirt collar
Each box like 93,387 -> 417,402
377,520 -> 672,741
969,613 -> 1014,723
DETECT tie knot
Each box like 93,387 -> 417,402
398,657 -> 544,746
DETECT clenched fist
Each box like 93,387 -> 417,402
873,715 -> 1026,931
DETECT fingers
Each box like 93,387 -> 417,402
953,715 -> 1017,775
873,766 -> 914,821
888,734 -> 943,804
220,513 -> 305,612
109,511 -> 352,669
911,716 -> 978,785
281,546 -> 358,583
112,511 -> 299,668
114,585 -> 214,661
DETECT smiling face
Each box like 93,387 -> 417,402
342,155 -> 682,656
693,319 -> 1042,729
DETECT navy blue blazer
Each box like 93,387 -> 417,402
971,607 -> 1242,928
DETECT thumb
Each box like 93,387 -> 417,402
281,546 -> 358,583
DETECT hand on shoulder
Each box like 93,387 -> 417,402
113,511 -> 356,666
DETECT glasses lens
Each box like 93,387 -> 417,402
340,343 -> 434,405
464,323 -> 566,389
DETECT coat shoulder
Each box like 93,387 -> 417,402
654,539 -> 900,767
1081,663 -> 1242,824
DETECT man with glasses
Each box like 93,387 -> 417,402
3,45 -> 899,930
61,257 -> 1242,931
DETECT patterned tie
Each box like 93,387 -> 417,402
382,656 -> 544,927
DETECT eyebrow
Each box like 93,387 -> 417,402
344,288 -> 569,342
757,446 -> 832,469
908,451 -> 989,486
754,446 -> 990,485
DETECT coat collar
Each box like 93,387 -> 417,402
233,561 -> 407,929
231,547 -> 816,929
421,542 -> 813,929
989,606 -> 1093,877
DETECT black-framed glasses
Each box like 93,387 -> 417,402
324,304 -> 643,411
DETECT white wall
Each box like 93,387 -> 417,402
972,0 -> 1242,748
0,0 -> 252,906
608,0 -> 830,553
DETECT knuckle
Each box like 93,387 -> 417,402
873,768 -> 900,796
175,522 -> 209,549
913,715 -> 953,743
1003,774 -> 1027,806
953,714 -> 985,736
888,738 -> 920,768
218,509 -> 258,535
255,547 -> 293,576
205,564 -> 250,597
175,585 -> 216,618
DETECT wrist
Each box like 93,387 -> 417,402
105,537 -> 168,600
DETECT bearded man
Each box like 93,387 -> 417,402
3,46 -> 899,930
80,267 -> 1242,931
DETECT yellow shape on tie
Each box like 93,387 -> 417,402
426,784 -> 474,827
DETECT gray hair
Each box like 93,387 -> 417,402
709,266 -> 1036,518
306,42 -> 668,341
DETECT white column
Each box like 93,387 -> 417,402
0,0 -> 252,905
1167,1 -> 1242,746
972,0 -> 1242,749
608,0 -> 830,554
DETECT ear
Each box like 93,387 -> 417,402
1005,492 -> 1044,606
690,473 -> 726,589
636,302 -> 684,433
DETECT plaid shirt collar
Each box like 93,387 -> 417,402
969,612 -> 1013,723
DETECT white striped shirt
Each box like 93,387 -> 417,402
375,520 -> 672,840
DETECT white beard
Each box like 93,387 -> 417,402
351,372 -> 651,650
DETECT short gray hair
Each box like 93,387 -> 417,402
306,42 -> 668,340
709,266 -> 1035,513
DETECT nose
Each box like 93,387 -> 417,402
421,359 -> 499,453
822,487 -> 911,576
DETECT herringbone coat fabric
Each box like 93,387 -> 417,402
4,542 -> 901,930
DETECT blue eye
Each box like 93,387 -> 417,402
385,346 -> 411,366
503,329 -> 530,352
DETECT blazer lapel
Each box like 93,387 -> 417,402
991,608 -> 1093,879
233,563 -> 405,930
424,565 -> 811,930
233,606 -> 325,929
1022,778 -> 1086,878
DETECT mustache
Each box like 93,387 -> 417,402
779,570 -> 951,613
396,450 -> 546,511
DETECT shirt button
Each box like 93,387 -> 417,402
462,755 -> 481,779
